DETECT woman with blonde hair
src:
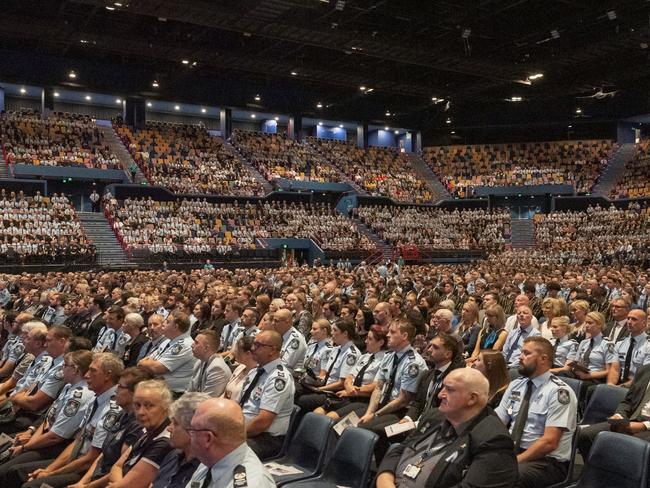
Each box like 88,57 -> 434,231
457,301 -> 480,355
569,299 -> 590,342
548,316 -> 578,373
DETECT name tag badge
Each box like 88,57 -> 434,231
403,464 -> 421,479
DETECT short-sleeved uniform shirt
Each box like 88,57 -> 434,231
569,333 -> 617,372
220,319 -> 242,352
303,339 -> 333,375
14,352 -> 51,393
239,358 -> 295,436
77,385 -> 122,455
612,333 -> 650,380
280,327 -> 307,371
155,332 -> 196,392
351,350 -> 386,385
502,325 -> 542,367
94,411 -> 143,478
323,340 -> 360,385
375,346 -> 428,402
93,326 -> 117,353
1,334 -> 25,366
496,371 -> 576,461
37,354 -> 66,399
48,380 -> 95,439
552,336 -> 579,368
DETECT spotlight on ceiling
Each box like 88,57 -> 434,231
290,71 -> 298,76
146,102 -> 152,107
575,108 -> 582,114
274,117 -> 279,121
115,99 -> 122,104
339,124 -> 343,128
318,121 -> 323,126
446,118 -> 452,124
53,92 -> 60,97
394,130 -> 399,135
85,95 -> 91,101
254,94 -> 261,101
201,108 -> 206,113
510,96 -> 523,102
385,111 -> 391,116
359,86 -> 366,91
384,126 -> 389,131
182,60 -> 189,65
152,81 -> 159,88
68,71 -> 77,79
251,114 -> 256,118
528,73 -> 544,80
19,88 -> 26,94
174,105 -> 180,110
316,102 -> 323,108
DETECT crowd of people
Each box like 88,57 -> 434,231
422,139 -> 614,198
0,190 -> 95,265
115,121 -> 265,196
0,111 -> 121,170
230,130 -> 341,183
0,259 -> 646,487
356,205 -> 511,251
106,198 -> 375,258
612,139 -> 650,199
528,202 -> 650,266
307,137 -> 433,203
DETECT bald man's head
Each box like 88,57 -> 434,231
272,308 -> 293,334
438,368 -> 489,426
191,398 -> 246,463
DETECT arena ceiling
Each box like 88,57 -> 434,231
2,0 -> 650,134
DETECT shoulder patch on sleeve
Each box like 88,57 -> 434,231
346,354 -> 357,366
54,367 -> 64,380
407,364 -> 420,378
63,399 -> 80,417
607,342 -> 615,354
557,388 -> 570,405
274,378 -> 287,391
170,343 -> 182,355
290,339 -> 299,350
13,343 -> 24,355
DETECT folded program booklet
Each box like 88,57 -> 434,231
385,419 -> 417,437
333,411 -> 360,436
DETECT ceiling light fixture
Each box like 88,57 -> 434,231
339,124 -> 343,128
201,108 -> 206,113
528,73 -> 544,80
85,95 -> 92,101
510,96 -> 523,102
174,105 -> 180,110
105,5 -> 115,10
385,111 -> 391,116
318,121 -> 323,126
68,71 -> 77,79
290,71 -> 298,76
152,81 -> 159,88
146,102 -> 152,107
19,88 -> 26,94
251,114 -> 256,118
182,60 -> 189,65
80,39 -> 88,44
316,102 -> 323,108
274,117 -> 279,121
384,126 -> 389,131
446,118 -> 452,124
116,99 -> 122,104
53,92 -> 60,97
365,88 -> 374,93
394,130 -> 399,135
575,108 -> 582,114
359,86 -> 366,91
254,94 -> 261,101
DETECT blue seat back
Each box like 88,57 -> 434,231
322,427 -> 378,487
581,384 -> 627,425
578,431 -> 650,488
283,412 -> 334,472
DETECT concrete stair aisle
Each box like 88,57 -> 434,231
95,120 -> 148,185
510,218 -> 536,248
222,139 -> 274,194
407,153 -> 451,203
303,139 -> 368,195
351,216 -> 393,261
78,212 -> 130,265
592,143 -> 636,198
0,152 -> 8,178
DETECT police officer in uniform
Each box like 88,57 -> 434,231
136,314 -> 169,362
189,330 -> 230,397
273,309 -> 307,371
139,311 -> 196,398
352,321 -> 427,462
0,350 -> 94,484
3,326 -> 71,434
238,330 -> 295,460
607,309 -> 650,386
1,353 -> 123,488
496,336 -> 577,488
185,397 -> 275,488
0,312 -> 28,380
296,318 -> 360,411
565,311 -> 616,385
302,319 -> 333,377
5,324 -> 50,402
219,303 -> 243,353
93,306 -> 129,356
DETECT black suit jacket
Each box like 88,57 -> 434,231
378,407 -> 518,488
404,360 -> 462,420
604,319 -> 629,343
617,364 -> 650,417
84,315 -> 106,345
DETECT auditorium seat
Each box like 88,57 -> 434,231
580,384 -> 627,425
269,413 -> 335,486
282,427 -> 378,488
568,431 -> 650,488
